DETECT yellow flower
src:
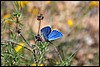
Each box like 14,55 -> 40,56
14,42 -> 24,53
38,64 -> 44,66
46,1 -> 51,4
56,61 -> 59,65
32,7 -> 39,16
31,63 -> 44,66
28,7 -> 40,16
67,20 -> 73,27
89,1 -> 98,7
3,14 -> 12,25
31,63 -> 36,66
18,1 -> 28,8
24,1 -> 28,4
3,14 -> 10,19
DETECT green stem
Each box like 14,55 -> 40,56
52,44 -> 63,62
32,49 -> 37,64
64,48 -> 80,66
19,33 -> 32,48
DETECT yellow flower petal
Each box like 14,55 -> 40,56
14,42 -> 24,53
24,1 -> 28,5
3,14 -> 12,25
3,14 -> 10,19
46,1 -> 51,4
18,1 -> 21,8
31,63 -> 36,66
32,7 -> 39,16
21,2 -> 24,8
18,1 -> 28,8
28,6 -> 40,16
89,1 -> 98,7
56,61 -> 59,65
67,20 -> 73,27
38,64 -> 44,66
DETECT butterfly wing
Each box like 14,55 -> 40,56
47,30 -> 63,41
40,26 -> 51,40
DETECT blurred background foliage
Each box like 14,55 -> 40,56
1,1 -> 99,66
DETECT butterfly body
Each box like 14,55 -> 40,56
41,26 -> 63,41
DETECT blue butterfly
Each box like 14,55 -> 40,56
41,26 -> 63,41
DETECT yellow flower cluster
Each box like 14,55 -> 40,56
67,19 -> 73,27
14,42 -> 24,53
89,1 -> 98,8
18,1 -> 28,8
31,63 -> 44,66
